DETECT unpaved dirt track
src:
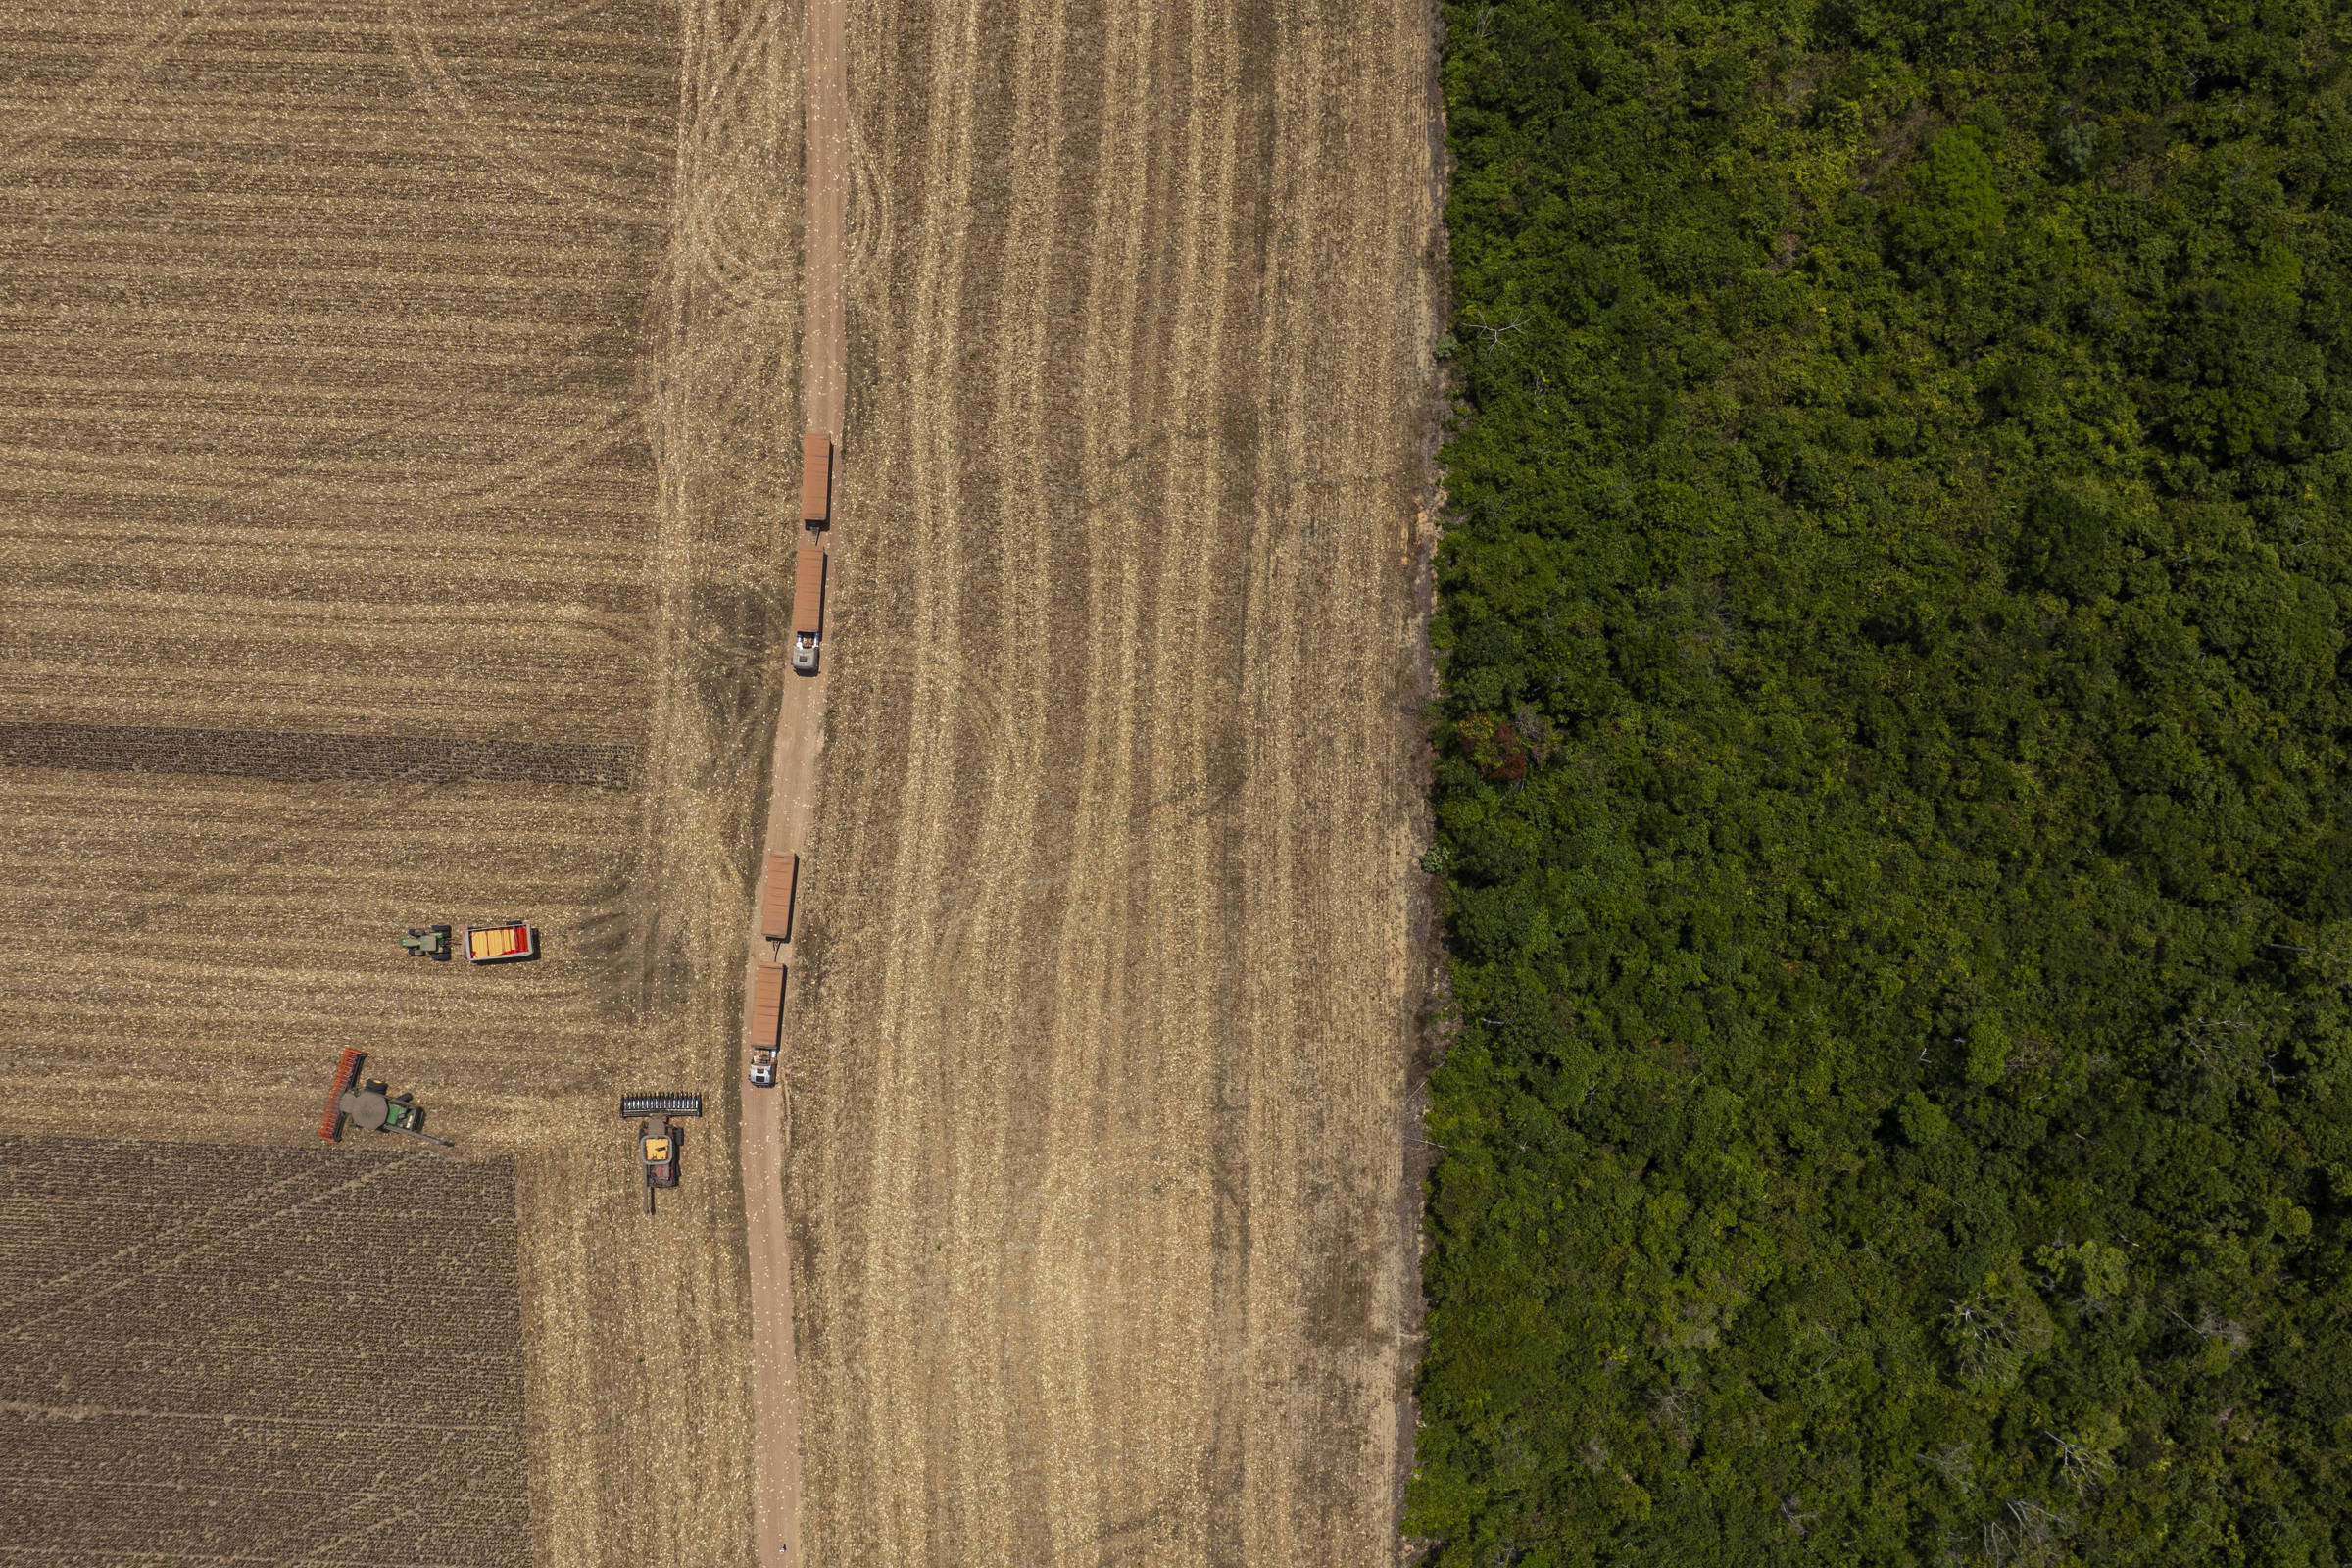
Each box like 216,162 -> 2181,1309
789,0 -> 1442,1559
0,4 -> 802,1565
738,0 -> 841,1560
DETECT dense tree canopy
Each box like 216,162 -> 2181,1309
1410,3 -> 2352,1563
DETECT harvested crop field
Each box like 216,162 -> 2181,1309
0,3 -> 804,1566
785,0 -> 1443,1558
0,1137 -> 530,1566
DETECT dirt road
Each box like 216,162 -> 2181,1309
787,0 -> 1442,1559
740,0 -> 845,1562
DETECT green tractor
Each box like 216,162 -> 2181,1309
399,924 -> 453,960
338,1078 -> 452,1147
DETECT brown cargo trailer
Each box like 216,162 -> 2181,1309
746,961 -> 787,1050
800,432 -> 833,527
791,547 -> 826,675
760,852 -> 799,944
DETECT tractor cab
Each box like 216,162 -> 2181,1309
399,924 -> 452,959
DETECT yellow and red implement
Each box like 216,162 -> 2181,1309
466,922 -> 538,963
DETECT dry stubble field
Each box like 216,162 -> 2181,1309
0,3 -> 803,1564
788,0 -> 1443,1559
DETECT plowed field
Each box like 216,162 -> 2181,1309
0,1138 -> 531,1566
785,0 -> 1442,1558
0,4 -> 803,1565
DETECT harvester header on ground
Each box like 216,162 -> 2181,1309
619,1094 -> 702,1119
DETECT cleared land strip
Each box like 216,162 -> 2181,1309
0,723 -> 636,789
788,0 -> 1440,1559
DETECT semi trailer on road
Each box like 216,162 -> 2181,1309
801,432 -> 833,527
761,852 -> 798,944
746,962 -> 785,1088
792,547 -> 826,674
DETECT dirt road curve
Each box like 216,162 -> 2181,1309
740,0 -> 846,1562
789,0 -> 1442,1559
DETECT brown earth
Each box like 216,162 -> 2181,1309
786,0 -> 1444,1559
0,4 -> 803,1566
0,1137 -> 531,1565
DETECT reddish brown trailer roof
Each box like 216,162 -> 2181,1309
800,432 -> 832,525
746,962 -> 786,1050
761,852 -> 799,944
792,547 -> 826,637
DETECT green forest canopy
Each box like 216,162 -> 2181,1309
1411,2 -> 2352,1563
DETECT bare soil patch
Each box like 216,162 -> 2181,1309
0,1137 -> 530,1566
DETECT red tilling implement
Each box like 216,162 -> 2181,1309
318,1048 -> 366,1141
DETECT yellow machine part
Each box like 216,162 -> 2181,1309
643,1135 -> 672,1161
469,925 -> 524,960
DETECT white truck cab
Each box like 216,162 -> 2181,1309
791,547 -> 826,676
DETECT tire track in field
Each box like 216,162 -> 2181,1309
857,0 -> 987,1544
795,0 -> 1436,1559
1016,0 -> 1158,1552
670,1 -> 794,315
0,0 -> 226,173
390,5 -> 671,220
0,1151 -> 432,1343
947,13 -> 1074,1551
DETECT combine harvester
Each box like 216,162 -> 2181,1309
318,1049 -> 451,1147
620,1094 -> 703,1214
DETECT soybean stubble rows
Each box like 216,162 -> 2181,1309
0,5 -> 805,1566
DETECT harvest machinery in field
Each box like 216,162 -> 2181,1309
466,920 -> 538,963
620,1094 -> 703,1214
400,924 -> 453,960
318,1048 -> 452,1147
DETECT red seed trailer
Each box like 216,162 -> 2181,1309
466,922 -> 537,963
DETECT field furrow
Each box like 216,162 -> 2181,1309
789,0 -> 1438,1558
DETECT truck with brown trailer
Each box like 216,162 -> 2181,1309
801,432 -> 833,527
746,961 -> 785,1088
791,546 -> 826,675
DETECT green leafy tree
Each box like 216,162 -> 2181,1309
1412,1 -> 2352,1562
